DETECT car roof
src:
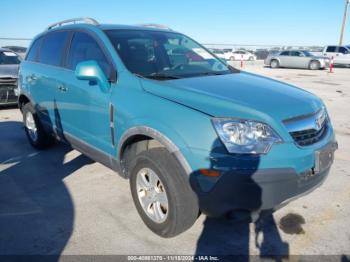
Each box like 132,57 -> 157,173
99,24 -> 176,32
42,23 -> 177,34
33,23 -> 180,42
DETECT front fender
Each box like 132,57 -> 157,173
117,123 -> 193,175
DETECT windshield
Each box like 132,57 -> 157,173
105,30 -> 231,79
0,51 -> 21,65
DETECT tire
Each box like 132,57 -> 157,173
309,60 -> 320,70
22,103 -> 54,149
230,56 -> 235,61
249,56 -> 254,61
270,59 -> 279,68
129,147 -> 199,238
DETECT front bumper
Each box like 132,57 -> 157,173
0,78 -> 18,105
189,141 -> 337,217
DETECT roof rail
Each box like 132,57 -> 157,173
138,24 -> 173,31
46,17 -> 99,30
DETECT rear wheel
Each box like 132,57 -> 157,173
309,60 -> 320,70
22,103 -> 54,149
129,147 -> 199,238
270,59 -> 279,68
230,56 -> 235,61
249,56 -> 254,61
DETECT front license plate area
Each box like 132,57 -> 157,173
314,145 -> 335,173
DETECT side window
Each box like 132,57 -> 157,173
39,31 -> 69,66
290,51 -> 301,57
339,47 -> 349,54
326,46 -> 337,52
280,51 -> 289,56
26,37 -> 42,62
67,32 -> 110,77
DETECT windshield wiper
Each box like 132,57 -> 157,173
194,71 -> 229,77
135,73 -> 180,80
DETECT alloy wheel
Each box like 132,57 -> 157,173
136,167 -> 169,223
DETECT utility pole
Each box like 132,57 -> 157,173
339,0 -> 350,46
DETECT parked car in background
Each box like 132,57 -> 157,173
19,18 -> 337,237
265,50 -> 329,70
227,50 -> 256,61
0,48 -> 21,106
2,46 -> 27,59
321,45 -> 350,66
209,49 -> 227,60
254,49 -> 270,60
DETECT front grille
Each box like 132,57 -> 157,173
290,121 -> 328,146
284,108 -> 329,147
0,78 -> 18,104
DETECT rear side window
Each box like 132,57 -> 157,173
326,46 -> 337,52
280,51 -> 289,56
66,32 -> 110,77
39,31 -> 69,66
26,37 -> 42,62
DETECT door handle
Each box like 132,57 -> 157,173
58,85 -> 68,92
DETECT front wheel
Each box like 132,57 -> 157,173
22,103 -> 54,149
129,148 -> 199,238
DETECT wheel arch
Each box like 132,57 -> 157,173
18,94 -> 31,111
270,57 -> 280,63
309,59 -> 321,65
118,126 -> 192,177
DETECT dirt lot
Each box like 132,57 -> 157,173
0,61 -> 349,259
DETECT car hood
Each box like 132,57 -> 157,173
0,64 -> 19,78
141,72 -> 322,123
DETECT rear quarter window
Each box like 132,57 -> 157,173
39,31 -> 69,66
26,37 -> 43,62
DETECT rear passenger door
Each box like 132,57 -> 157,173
278,51 -> 290,67
56,31 -> 114,155
26,31 -> 69,129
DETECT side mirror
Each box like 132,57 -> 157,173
75,60 -> 110,92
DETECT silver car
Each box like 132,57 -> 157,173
0,48 -> 21,106
264,50 -> 329,70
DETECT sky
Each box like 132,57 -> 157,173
1,0 -> 349,47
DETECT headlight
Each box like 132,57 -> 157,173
212,118 -> 283,154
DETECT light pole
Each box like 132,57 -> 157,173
339,0 -> 350,46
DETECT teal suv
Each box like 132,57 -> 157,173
18,18 -> 337,237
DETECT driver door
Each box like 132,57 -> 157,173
289,51 -> 308,68
56,31 -> 115,155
